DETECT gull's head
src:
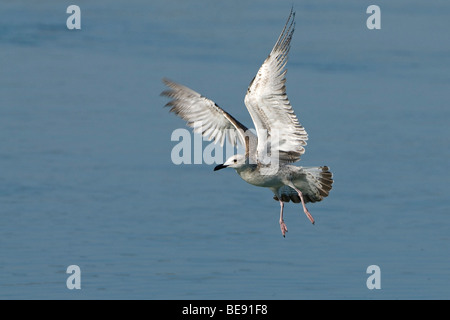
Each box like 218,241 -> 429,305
214,154 -> 246,171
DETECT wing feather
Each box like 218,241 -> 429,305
161,78 -> 255,148
244,9 -> 308,163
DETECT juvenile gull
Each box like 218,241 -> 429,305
161,9 -> 333,237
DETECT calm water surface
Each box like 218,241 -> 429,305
0,0 -> 449,299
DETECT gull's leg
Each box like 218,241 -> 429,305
289,184 -> 315,225
279,200 -> 288,237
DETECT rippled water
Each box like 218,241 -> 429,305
1,0 -> 449,299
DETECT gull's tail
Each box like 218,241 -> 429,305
304,166 -> 333,201
273,166 -> 333,204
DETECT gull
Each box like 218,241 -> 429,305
161,9 -> 333,237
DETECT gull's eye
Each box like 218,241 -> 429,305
233,159 -> 237,163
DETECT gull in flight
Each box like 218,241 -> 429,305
161,9 -> 333,237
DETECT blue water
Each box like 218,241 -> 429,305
1,0 -> 449,299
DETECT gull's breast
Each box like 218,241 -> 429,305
236,166 -> 284,188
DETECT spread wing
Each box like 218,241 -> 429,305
161,78 -> 256,148
244,9 -> 308,163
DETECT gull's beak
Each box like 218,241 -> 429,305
214,164 -> 228,171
